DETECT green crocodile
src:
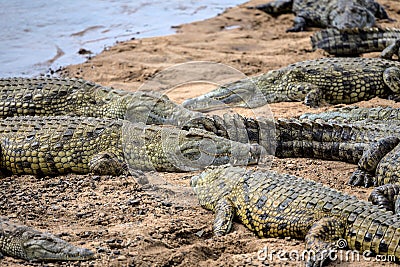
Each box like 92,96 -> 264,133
250,0 -> 391,32
311,27 -> 400,58
182,57 -> 400,110
0,115 -> 261,176
0,77 -> 211,128
191,165 -> 400,266
0,217 -> 95,261
0,77 -> 250,137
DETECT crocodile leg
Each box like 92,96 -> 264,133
382,66 -> 400,96
249,0 -> 293,15
368,184 -> 400,212
285,82 -> 313,102
298,83 -> 326,107
88,151 -> 127,176
373,144 -> 400,186
348,136 -> 400,187
213,198 -> 234,236
381,39 -> 400,60
305,217 -> 346,267
288,14 -> 308,32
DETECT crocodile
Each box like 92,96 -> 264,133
182,57 -> 400,110
0,77 -> 215,128
249,0 -> 391,32
311,27 -> 400,58
272,117 -> 400,188
0,77 -> 258,138
0,115 -> 262,176
191,165 -> 400,266
186,112 -> 400,188
0,217 -> 95,261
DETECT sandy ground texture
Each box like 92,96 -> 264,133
4,0 -> 400,266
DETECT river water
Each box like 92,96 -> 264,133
0,0 -> 246,77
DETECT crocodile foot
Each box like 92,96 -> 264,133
348,169 -> 375,187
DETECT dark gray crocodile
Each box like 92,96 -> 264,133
274,117 -> 400,188
311,27 -> 400,58
182,57 -> 400,110
294,106 -> 400,188
186,111 -> 400,188
191,165 -> 400,266
0,115 -> 261,176
0,217 -> 94,261
249,0 -> 391,32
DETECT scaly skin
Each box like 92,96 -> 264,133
300,106 -> 400,123
273,118 -> 400,189
191,165 -> 400,266
311,27 -> 400,58
0,217 -> 95,261
250,0 -> 390,32
297,106 -> 400,192
0,77 -> 211,128
182,57 -> 400,111
0,116 -> 262,175
187,112 -> 400,187
276,115 -> 400,191
0,77 -> 251,138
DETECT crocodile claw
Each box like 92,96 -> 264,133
348,169 -> 375,187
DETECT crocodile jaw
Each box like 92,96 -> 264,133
2,224 -> 95,261
22,232 -> 95,261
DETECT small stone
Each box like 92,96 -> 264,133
161,201 -> 172,207
127,199 -> 140,206
96,247 -> 107,253
78,48 -> 92,55
117,255 -> 127,261
195,230 -> 204,237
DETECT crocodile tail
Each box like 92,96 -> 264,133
183,114 -> 370,164
300,106 -> 400,122
310,28 -> 342,51
311,27 -> 400,56
273,118 -> 367,164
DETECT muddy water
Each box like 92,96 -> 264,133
0,0 -> 245,77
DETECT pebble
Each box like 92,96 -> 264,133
195,230 -> 204,237
117,255 -> 127,261
127,198 -> 140,206
161,201 -> 172,207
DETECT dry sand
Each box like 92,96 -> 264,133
4,0 -> 400,266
